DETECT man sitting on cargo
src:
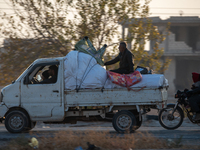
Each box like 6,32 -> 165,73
104,42 -> 134,74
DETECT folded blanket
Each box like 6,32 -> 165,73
107,71 -> 142,87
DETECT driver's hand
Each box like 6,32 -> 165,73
31,77 -> 39,84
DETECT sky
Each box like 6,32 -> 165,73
0,0 -> 200,47
1,0 -> 200,19
148,0 -> 200,19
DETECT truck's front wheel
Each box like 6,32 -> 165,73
5,110 -> 29,133
112,110 -> 136,133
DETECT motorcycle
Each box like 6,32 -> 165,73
158,90 -> 200,130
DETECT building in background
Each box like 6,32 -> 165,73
121,16 -> 200,96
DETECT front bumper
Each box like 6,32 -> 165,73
0,102 -> 8,119
0,117 -> 4,123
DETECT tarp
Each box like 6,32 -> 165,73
64,51 -> 107,90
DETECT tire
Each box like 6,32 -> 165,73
135,115 -> 142,130
130,110 -> 142,130
158,104 -> 184,130
5,110 -> 29,133
112,110 -> 137,133
26,121 -> 37,131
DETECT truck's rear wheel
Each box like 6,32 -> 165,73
135,115 -> 142,130
130,110 -> 142,130
5,110 -> 29,133
112,110 -> 136,133
26,121 -> 37,131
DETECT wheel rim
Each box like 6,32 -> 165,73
116,114 -> 132,130
160,108 -> 181,128
167,114 -> 174,121
9,114 -> 24,130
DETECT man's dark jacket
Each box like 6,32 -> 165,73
39,75 -> 57,84
104,48 -> 134,73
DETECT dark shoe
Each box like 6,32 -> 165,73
193,113 -> 200,121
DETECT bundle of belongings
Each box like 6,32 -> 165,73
64,37 -> 168,91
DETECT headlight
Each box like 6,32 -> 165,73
0,92 -> 3,102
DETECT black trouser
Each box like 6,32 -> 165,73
110,68 -> 131,74
188,94 -> 200,112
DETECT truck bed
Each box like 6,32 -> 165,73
64,87 -> 168,108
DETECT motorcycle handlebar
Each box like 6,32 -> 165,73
175,90 -> 187,99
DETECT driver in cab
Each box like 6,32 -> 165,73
32,65 -> 58,84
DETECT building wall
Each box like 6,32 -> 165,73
121,16 -> 200,97
154,30 -> 200,97
160,32 -> 200,96
163,57 -> 176,96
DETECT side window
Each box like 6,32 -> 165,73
32,66 -> 50,84
24,63 -> 59,85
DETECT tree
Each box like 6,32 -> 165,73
69,0 -> 170,73
0,0 -> 170,85
0,0 -> 74,84
125,17 -> 171,73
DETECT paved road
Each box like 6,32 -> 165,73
0,121 -> 200,146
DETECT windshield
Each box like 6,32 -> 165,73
16,63 -> 33,81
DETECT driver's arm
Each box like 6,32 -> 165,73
31,77 -> 39,84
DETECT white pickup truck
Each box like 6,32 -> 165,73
0,57 -> 168,133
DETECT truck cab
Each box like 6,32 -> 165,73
0,57 -> 65,133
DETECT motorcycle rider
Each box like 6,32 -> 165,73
186,72 -> 200,121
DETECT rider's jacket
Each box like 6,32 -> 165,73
104,48 -> 134,73
192,81 -> 200,94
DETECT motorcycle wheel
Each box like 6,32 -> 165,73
159,104 -> 184,130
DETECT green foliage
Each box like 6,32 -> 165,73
127,18 -> 171,73
0,0 -> 170,85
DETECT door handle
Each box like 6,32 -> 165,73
53,90 -> 59,93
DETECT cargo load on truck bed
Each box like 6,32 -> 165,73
64,36 -> 168,91
64,50 -> 168,90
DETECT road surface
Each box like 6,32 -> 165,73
0,119 -> 200,147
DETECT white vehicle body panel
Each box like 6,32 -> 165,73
65,88 -> 167,108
